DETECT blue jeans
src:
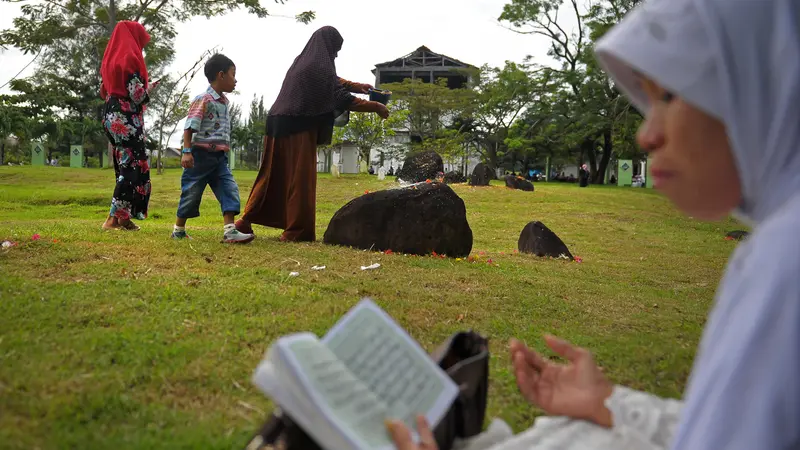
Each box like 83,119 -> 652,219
176,150 -> 240,219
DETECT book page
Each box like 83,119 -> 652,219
322,299 -> 459,434
276,333 -> 397,449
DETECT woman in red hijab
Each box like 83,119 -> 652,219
100,21 -> 159,231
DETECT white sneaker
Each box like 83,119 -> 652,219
222,229 -> 255,244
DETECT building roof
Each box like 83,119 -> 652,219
372,46 -> 475,74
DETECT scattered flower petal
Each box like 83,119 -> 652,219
384,249 -> 393,255
361,263 -> 381,271
31,234 -> 41,241
289,272 -> 300,277
574,256 -> 583,263
311,265 -> 326,271
1,240 -> 17,248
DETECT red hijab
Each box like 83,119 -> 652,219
100,21 -> 150,99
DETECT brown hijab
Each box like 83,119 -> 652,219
269,26 -> 354,117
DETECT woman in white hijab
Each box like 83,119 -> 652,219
387,0 -> 800,449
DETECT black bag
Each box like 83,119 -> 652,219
244,331 -> 490,450
333,109 -> 350,127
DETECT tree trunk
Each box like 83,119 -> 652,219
594,129 -> 613,185
0,142 -> 4,166
157,149 -> 163,175
583,137 -> 597,181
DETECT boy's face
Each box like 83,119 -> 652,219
217,66 -> 237,93
636,76 -> 741,221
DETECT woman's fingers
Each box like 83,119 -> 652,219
416,415 -> 437,449
509,339 -> 547,371
387,420 -> 414,449
545,335 -> 588,363
387,417 -> 438,450
513,351 -> 539,402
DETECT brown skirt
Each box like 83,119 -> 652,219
241,129 -> 318,242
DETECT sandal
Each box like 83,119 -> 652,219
101,217 -> 122,231
120,221 -> 140,231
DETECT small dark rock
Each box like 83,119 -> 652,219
444,171 -> 467,184
395,151 -> 444,183
518,221 -> 574,260
726,230 -> 750,241
469,163 -> 493,186
323,182 -> 473,257
504,175 -> 534,192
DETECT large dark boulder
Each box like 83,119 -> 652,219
469,163 -> 493,186
444,171 -> 467,184
395,151 -> 444,183
518,221 -> 573,260
323,182 -> 473,257
504,175 -> 534,192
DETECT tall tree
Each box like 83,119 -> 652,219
499,0 -> 642,183
500,0 -> 600,181
471,61 -> 550,170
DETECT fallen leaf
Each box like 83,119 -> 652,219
204,256 -> 213,263
456,314 -> 465,323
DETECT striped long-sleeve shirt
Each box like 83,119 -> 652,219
184,86 -> 231,152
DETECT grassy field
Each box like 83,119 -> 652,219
0,166 -> 742,449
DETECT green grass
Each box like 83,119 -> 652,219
0,166 -> 741,449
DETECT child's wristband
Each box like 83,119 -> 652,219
182,147 -> 192,154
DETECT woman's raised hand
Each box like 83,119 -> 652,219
510,336 -> 614,427
374,102 -> 389,119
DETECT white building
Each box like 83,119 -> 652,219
316,142 -> 360,174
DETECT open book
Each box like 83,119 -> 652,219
252,299 -> 459,450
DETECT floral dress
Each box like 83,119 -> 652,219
103,72 -> 151,221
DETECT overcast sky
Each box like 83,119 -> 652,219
0,0 -> 566,146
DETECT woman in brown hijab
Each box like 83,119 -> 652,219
236,26 -> 388,242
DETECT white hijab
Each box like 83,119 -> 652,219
594,0 -> 800,226
594,2 -> 800,449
